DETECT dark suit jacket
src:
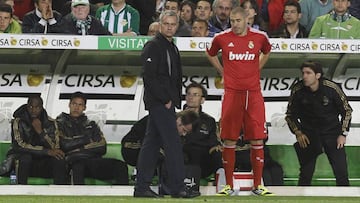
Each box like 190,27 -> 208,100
141,32 -> 182,110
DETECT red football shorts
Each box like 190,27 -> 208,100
220,90 -> 267,141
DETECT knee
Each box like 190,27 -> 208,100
223,139 -> 236,147
17,154 -> 32,164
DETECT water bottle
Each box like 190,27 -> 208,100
10,170 -> 17,185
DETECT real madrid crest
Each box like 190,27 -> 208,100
248,41 -> 254,49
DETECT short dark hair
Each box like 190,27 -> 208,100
0,3 -> 12,16
34,0 -> 52,5
192,18 -> 209,28
185,82 -> 208,98
70,91 -> 87,105
284,0 -> 301,13
27,95 -> 43,105
197,0 -> 213,11
177,110 -> 200,131
300,61 -> 323,77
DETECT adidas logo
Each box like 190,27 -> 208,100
228,42 -> 234,47
146,58 -> 152,62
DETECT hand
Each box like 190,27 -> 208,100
47,149 -> 65,160
32,118 -> 43,134
209,145 -> 223,154
337,135 -> 346,149
42,4 -> 53,20
296,132 -> 310,148
165,101 -> 172,109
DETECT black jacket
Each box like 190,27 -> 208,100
142,32 -> 182,110
182,108 -> 220,150
208,15 -> 231,31
9,104 -> 60,156
22,9 -> 63,33
56,113 -> 106,162
285,78 -> 352,137
270,23 -> 308,38
61,13 -> 111,35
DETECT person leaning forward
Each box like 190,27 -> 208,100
285,61 -> 352,186
8,95 -> 68,184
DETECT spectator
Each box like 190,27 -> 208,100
164,0 -> 192,37
0,3 -> 21,33
240,0 -> 267,31
270,0 -> 308,38
22,0 -> 63,34
191,18 -> 209,37
209,0 -> 233,31
309,0 -> 360,39
264,0 -> 286,32
299,0 -> 333,32
96,0 -> 140,36
59,0 -> 100,17
0,0 -> 21,23
126,0 -> 156,35
194,0 -> 220,36
7,95 -> 68,185
285,61 -> 352,186
90,0 -> 110,7
57,91 -> 129,185
349,0 -> 360,19
61,0 -> 111,35
182,82 -> 223,180
13,0 -> 34,21
180,0 -> 196,26
147,21 -> 159,36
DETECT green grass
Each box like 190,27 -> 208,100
0,196 -> 359,203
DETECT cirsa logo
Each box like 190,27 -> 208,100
190,40 -> 197,49
73,38 -> 81,47
27,74 -> 44,87
120,75 -> 137,88
10,37 -> 17,46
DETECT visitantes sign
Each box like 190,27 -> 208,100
2,34 -> 360,53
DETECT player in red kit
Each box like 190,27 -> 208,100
206,6 -> 274,196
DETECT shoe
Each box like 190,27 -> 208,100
251,185 -> 275,196
216,185 -> 234,196
133,189 -> 161,198
171,188 -> 200,198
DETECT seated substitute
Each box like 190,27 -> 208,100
57,91 -> 128,185
182,82 -> 223,179
8,95 -> 68,185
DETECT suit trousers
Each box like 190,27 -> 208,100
135,104 -> 185,195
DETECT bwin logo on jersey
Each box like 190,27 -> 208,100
229,51 -> 255,60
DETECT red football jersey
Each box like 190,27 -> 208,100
207,27 -> 271,91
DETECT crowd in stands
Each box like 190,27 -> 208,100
1,0 -> 360,38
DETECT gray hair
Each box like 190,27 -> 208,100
159,10 -> 179,24
212,0 -> 236,10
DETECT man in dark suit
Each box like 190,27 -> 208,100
134,10 -> 194,198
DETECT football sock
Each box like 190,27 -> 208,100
222,145 -> 236,188
251,144 -> 264,188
